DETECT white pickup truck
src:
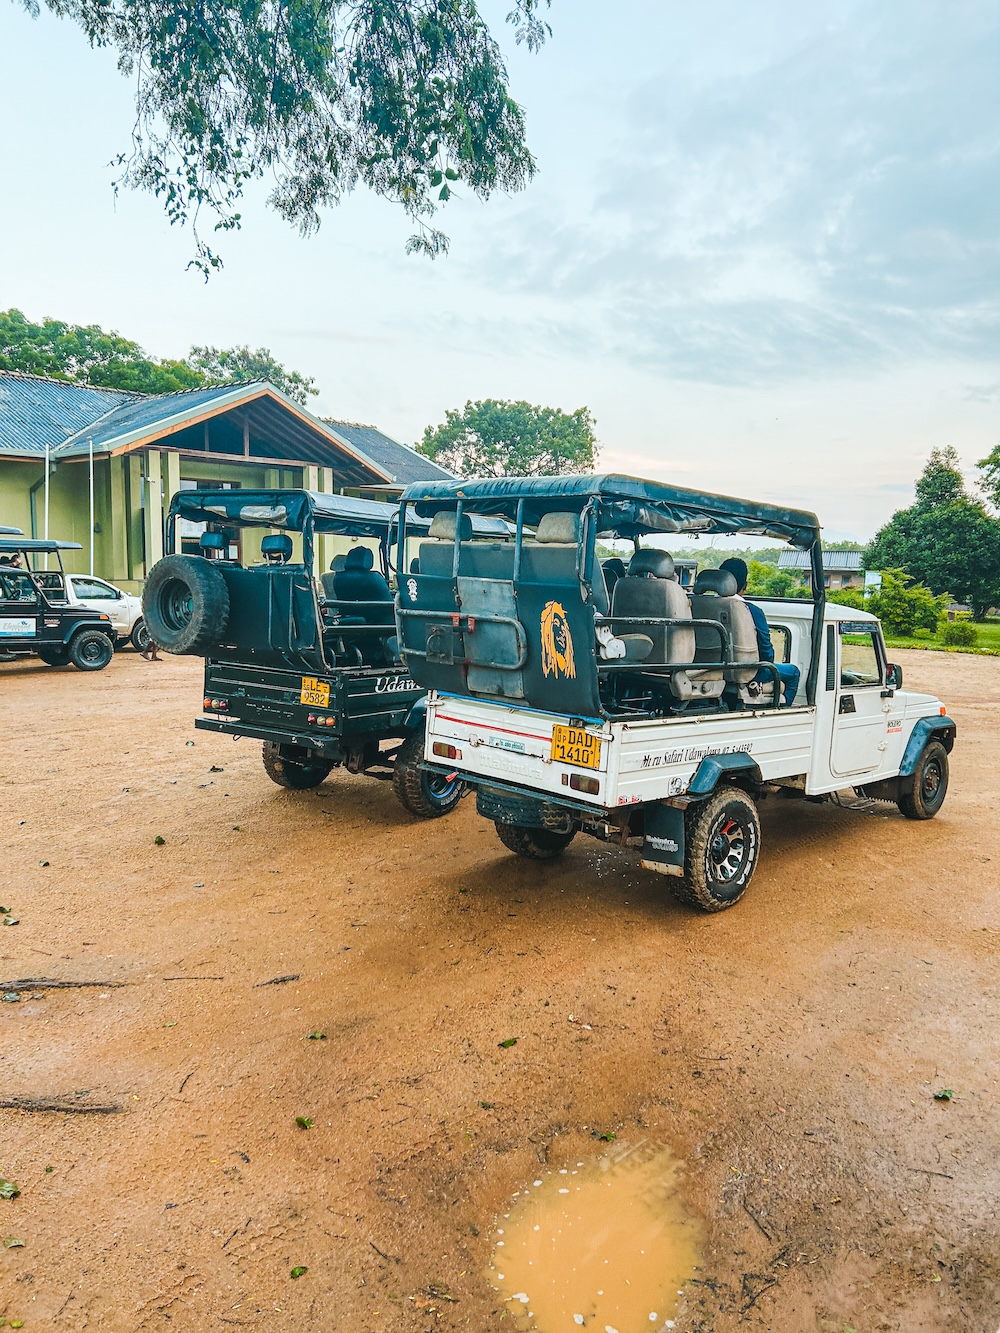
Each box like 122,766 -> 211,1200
35,571 -> 149,650
394,474 -> 956,911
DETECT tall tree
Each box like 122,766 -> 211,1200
18,0 -> 550,273
978,442 -> 1000,512
0,308 -> 203,392
418,399 -> 597,477
866,449 -> 1000,620
188,346 -> 317,404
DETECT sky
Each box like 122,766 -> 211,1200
1,0 -> 997,540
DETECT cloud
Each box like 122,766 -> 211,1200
468,0 -> 1000,384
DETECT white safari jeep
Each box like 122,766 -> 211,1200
394,474 -> 955,911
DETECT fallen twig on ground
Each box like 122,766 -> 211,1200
0,1096 -> 123,1114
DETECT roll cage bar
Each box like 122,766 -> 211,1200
397,473 -> 825,705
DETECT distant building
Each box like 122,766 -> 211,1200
778,548 -> 865,590
0,372 -> 451,590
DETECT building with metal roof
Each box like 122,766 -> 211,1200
778,547 -> 865,589
0,371 -> 452,590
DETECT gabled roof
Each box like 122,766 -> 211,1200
323,419 -> 454,485
0,371 -> 137,456
0,372 -> 397,488
779,549 -> 864,572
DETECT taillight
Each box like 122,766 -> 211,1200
569,773 -> 600,795
204,698 -> 228,711
433,742 -> 461,760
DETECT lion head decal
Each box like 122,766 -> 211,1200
540,600 -> 576,679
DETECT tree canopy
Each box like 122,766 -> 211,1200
418,398 -> 597,477
19,0 -> 550,273
0,308 -> 316,403
865,447 -> 1000,620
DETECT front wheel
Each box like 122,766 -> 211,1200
130,618 -> 151,654
391,731 -> 464,818
68,630 -> 114,672
495,823 -> 576,860
897,740 -> 948,820
262,742 -> 333,790
671,786 -> 760,912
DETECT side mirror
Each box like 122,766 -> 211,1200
886,662 -> 902,690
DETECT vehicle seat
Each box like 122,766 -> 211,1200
261,533 -> 293,565
689,569 -> 758,684
610,549 -> 691,672
417,510 -> 472,577
601,557 -> 628,603
332,547 -> 393,616
200,530 -> 227,558
320,553 -> 348,599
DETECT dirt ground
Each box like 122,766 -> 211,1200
1,647 -> 998,1333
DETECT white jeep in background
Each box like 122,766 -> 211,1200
37,572 -> 149,651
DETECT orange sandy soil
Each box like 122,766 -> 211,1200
0,648 -> 997,1332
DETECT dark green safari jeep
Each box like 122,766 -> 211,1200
142,488 -> 507,816
0,535 -> 117,670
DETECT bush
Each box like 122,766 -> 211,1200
941,620 -> 978,647
827,588 -> 865,610
867,569 -> 949,637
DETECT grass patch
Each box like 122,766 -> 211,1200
884,618 -> 1000,657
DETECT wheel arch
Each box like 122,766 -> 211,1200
686,751 -> 763,798
899,716 -> 956,777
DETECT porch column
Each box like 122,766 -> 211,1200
144,450 -> 164,571
126,455 -> 145,580
305,465 -> 320,492
107,456 -> 130,581
162,451 -> 182,522
318,467 -> 334,494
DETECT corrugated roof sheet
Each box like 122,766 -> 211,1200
779,549 -> 864,571
0,372 -> 137,456
55,383 -> 259,458
324,419 -> 454,484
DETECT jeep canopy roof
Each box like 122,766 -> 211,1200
400,473 -> 820,550
0,526 -> 23,535
170,489 -> 508,540
0,537 -> 83,553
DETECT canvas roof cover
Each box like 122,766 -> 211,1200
0,537 -> 83,553
171,489 -> 508,540
401,473 -> 821,550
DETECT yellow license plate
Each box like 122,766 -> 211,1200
551,724 -> 602,770
300,676 -> 330,707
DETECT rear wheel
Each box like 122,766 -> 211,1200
37,646 -> 70,667
495,823 -> 576,860
670,786 -> 760,912
68,630 -> 114,672
262,742 -> 333,791
392,730 -> 464,818
142,555 -> 230,655
897,740 -> 948,820
130,618 -> 151,653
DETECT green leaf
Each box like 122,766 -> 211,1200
497,1037 -> 517,1049
3,917 -> 19,927
154,836 -> 165,846
444,167 -> 459,180
0,907 -> 9,914
430,169 -> 443,187
44,1166 -> 53,1173
458,887 -> 469,894
438,183 -> 451,202
295,1116 -> 313,1130
478,1101 -> 495,1109
290,1266 -> 308,1279
307,1031 -> 326,1040
933,1088 -> 954,1101
592,1130 -> 616,1141
3,1237 -> 24,1248
0,1179 -> 20,1200
185,741 -> 195,746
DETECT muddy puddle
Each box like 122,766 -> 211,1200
486,1141 -> 701,1333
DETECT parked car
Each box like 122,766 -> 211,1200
141,489 -> 504,817
62,574 -> 148,651
394,473 -> 956,911
0,537 -> 117,670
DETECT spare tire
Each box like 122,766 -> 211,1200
142,555 -> 230,656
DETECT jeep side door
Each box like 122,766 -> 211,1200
830,621 -> 897,777
0,567 -> 42,646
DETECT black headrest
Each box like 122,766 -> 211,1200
628,548 -> 676,579
602,557 -> 628,580
261,533 -> 293,559
345,546 -> 374,571
199,531 -> 226,551
693,568 -> 738,596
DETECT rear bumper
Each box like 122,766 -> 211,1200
195,715 -> 346,759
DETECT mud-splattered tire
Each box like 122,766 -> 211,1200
391,730 -> 464,818
68,629 -> 114,671
262,742 -> 333,790
495,823 -> 576,860
142,555 -> 230,656
130,619 -> 151,653
669,786 -> 760,912
37,647 -> 70,667
897,740 -> 948,820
